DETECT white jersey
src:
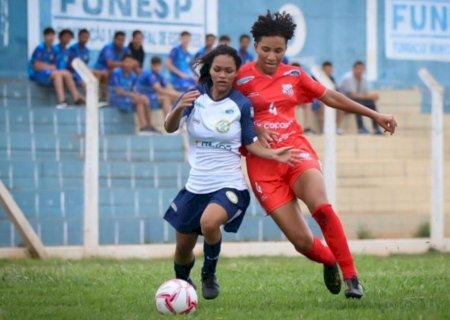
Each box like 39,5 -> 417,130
180,83 -> 257,194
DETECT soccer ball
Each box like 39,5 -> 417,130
155,279 -> 198,315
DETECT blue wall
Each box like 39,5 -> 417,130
1,0 -> 449,91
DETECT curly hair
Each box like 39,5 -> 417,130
196,45 -> 242,86
251,10 -> 296,42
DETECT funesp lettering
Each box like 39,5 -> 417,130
392,2 -> 449,32
60,0 -> 188,19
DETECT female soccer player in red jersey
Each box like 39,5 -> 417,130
235,11 -> 398,299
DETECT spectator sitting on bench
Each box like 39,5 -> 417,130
95,31 -> 135,101
109,54 -> 159,135
28,27 -> 84,108
137,56 -> 181,119
54,29 -> 74,70
67,29 -> 91,87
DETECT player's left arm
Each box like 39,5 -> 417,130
319,89 -> 398,135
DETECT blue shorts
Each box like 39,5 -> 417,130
164,188 -> 250,234
109,96 -> 134,113
311,99 -> 322,111
73,72 -> 83,86
142,92 -> 160,110
30,70 -> 53,86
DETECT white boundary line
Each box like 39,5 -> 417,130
1,239 -> 449,260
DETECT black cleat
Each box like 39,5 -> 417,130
323,263 -> 342,294
344,276 -> 364,299
201,274 -> 220,300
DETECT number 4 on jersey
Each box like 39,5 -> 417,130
269,102 -> 277,115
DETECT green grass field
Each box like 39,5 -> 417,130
1,253 -> 449,319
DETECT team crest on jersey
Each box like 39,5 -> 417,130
282,84 -> 294,97
236,76 -> 255,85
215,120 -> 231,133
225,109 -> 235,114
283,69 -> 301,77
226,191 -> 239,204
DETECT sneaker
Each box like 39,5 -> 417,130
56,101 -> 68,109
74,98 -> 85,106
98,101 -> 108,108
201,273 -> 220,300
344,276 -> 364,299
303,128 -> 316,135
358,127 -> 370,135
138,127 -> 161,135
336,128 -> 344,135
323,263 -> 341,295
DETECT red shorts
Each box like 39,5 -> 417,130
246,137 -> 321,214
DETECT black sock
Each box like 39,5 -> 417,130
202,238 -> 222,276
174,258 -> 195,281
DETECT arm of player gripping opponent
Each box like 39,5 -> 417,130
164,90 -> 200,133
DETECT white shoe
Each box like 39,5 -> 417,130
336,128 -> 344,135
56,102 -> 68,109
98,101 -> 108,108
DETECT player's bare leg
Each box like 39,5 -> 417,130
159,95 -> 172,118
199,203 -> 228,299
293,168 -> 363,298
270,200 -> 341,294
133,96 -> 150,131
51,71 -> 67,106
61,70 -> 84,104
174,231 -> 198,288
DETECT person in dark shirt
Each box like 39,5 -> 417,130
218,35 -> 231,46
128,30 -> 145,72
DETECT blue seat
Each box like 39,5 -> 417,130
144,217 -> 166,243
118,218 -> 141,244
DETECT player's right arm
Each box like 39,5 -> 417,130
164,90 -> 200,133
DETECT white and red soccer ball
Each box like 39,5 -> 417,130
155,279 -> 198,315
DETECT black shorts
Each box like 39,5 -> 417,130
164,187 -> 250,234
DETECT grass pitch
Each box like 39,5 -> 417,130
1,253 -> 449,319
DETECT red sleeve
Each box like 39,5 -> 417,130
296,70 -> 326,104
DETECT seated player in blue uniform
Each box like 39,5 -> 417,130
194,33 -> 216,61
238,34 -> 254,64
95,31 -> 135,101
54,29 -> 74,70
164,45 -> 301,300
28,27 -> 84,108
108,54 -> 158,134
137,56 -> 181,119
165,31 -> 197,92
67,29 -> 91,87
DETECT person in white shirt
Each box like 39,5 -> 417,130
164,45 -> 300,300
339,61 -> 383,135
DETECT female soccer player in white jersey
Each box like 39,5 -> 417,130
235,11 -> 398,299
164,45 -> 300,300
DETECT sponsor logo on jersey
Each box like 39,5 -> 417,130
248,92 -> 260,97
236,76 -> 255,85
283,69 -> 301,77
225,191 -> 239,204
195,140 -> 232,151
215,119 -> 231,133
282,83 -> 294,97
257,120 -> 294,130
225,108 -> 235,114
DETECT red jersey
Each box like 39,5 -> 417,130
235,62 -> 326,147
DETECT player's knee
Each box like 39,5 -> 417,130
200,217 -> 220,237
175,243 -> 193,258
293,234 -> 314,254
